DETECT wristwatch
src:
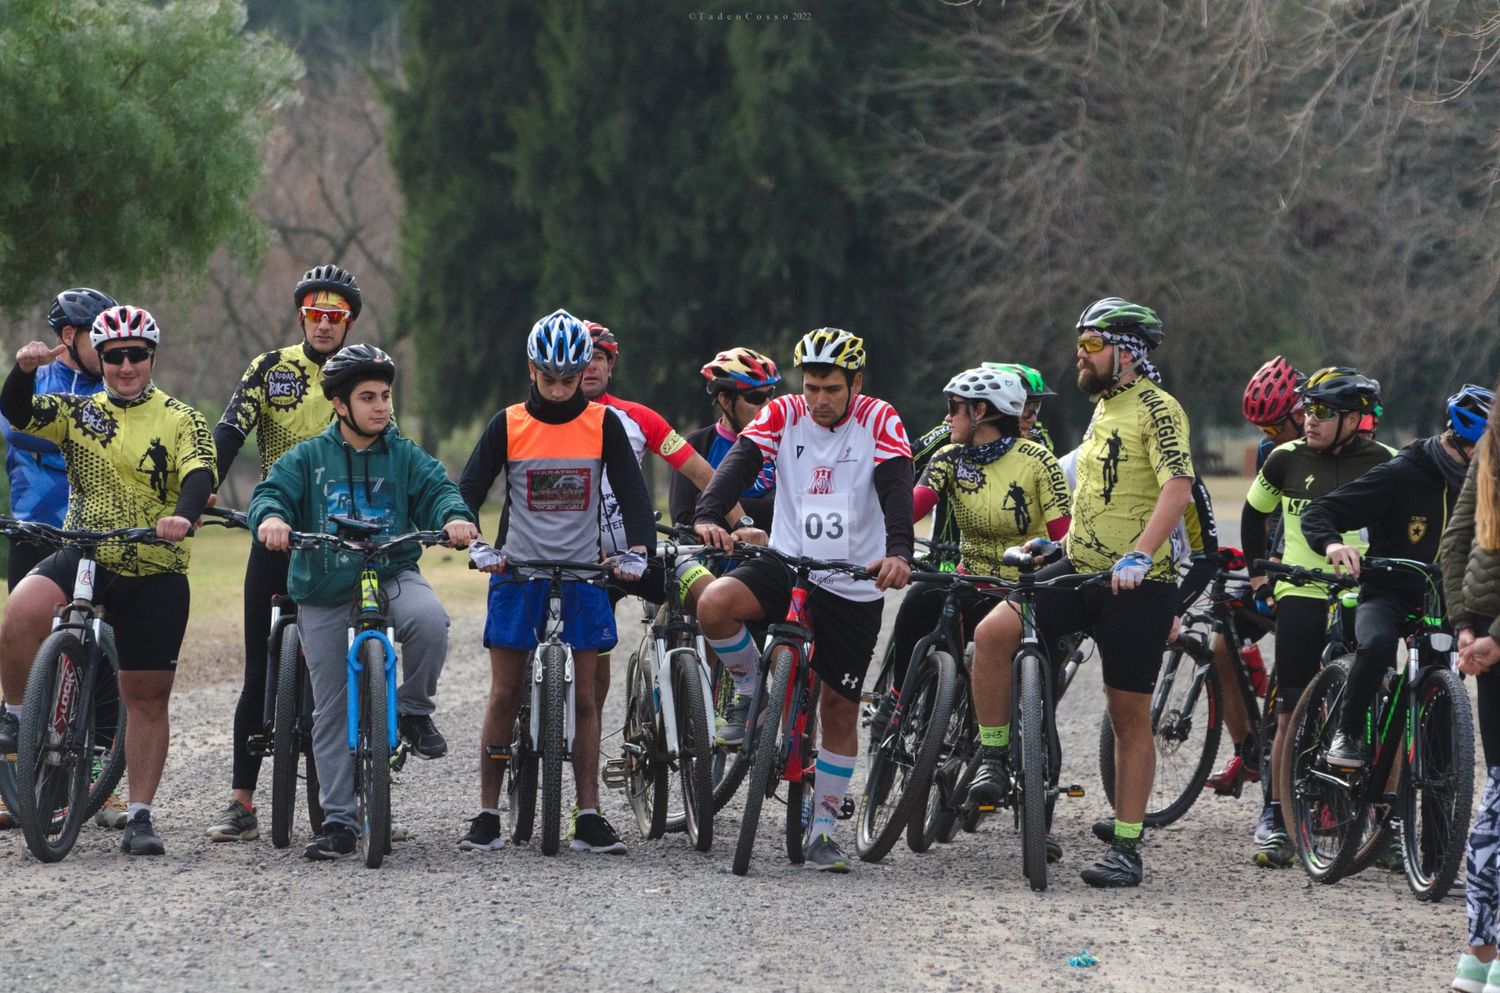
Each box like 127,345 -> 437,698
732,516 -> 755,530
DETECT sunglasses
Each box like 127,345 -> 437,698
1022,401 -> 1042,417
946,397 -> 971,416
99,346 -> 153,366
301,306 -> 350,326
740,389 -> 775,405
1076,334 -> 1108,354
1303,402 -> 1349,422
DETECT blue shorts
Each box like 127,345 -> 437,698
483,577 -> 617,652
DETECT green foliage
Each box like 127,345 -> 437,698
0,0 -> 301,313
389,0 -> 924,432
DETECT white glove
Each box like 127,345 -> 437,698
468,540 -> 508,571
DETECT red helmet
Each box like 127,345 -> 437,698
583,320 -> 617,358
1242,356 -> 1302,426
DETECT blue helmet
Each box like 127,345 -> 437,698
527,309 -> 593,375
1447,384 -> 1494,443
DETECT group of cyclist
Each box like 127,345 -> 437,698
0,268 -> 1495,918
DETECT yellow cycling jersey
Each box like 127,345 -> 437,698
22,386 -> 216,575
1067,376 -> 1194,582
219,344 -> 334,478
920,438 -> 1070,581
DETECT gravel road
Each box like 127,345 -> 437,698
1,592 -> 1467,993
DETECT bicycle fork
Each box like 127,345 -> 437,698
346,628 -> 399,753
530,637 -> 577,755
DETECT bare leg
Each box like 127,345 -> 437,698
118,670 -> 176,805
1105,686 -> 1155,825
572,649 -> 601,809
480,647 -> 526,809
0,575 -> 65,703
971,603 -> 1022,729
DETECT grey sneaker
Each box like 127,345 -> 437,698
716,695 -> 752,747
804,833 -> 851,873
121,810 -> 165,857
94,792 -> 128,830
1254,829 -> 1295,868
205,799 -> 260,842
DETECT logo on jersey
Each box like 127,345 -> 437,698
1003,481 -> 1033,533
1408,515 -> 1427,544
526,467 -> 591,512
796,445 -> 805,459
660,432 -> 687,458
69,401 -> 118,447
837,444 -> 858,464
1098,430 -> 1127,504
809,466 -> 835,495
1304,473 -> 1316,490
137,438 -> 172,502
841,673 -> 859,689
265,364 -> 310,409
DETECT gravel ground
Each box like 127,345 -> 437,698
1,591 -> 1469,993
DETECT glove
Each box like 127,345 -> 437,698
1252,582 -> 1275,616
1112,550 -> 1152,586
468,540 -> 507,571
1022,538 -> 1059,557
614,550 -> 648,582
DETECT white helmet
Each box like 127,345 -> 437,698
90,305 -> 160,348
943,367 -> 1026,416
793,327 -> 865,370
526,308 -> 593,375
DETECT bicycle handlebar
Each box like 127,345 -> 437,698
730,542 -> 876,582
289,529 -> 452,554
0,517 -> 170,547
906,568 -> 1009,590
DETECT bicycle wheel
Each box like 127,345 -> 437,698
733,643 -> 794,877
1278,658 -> 1360,883
672,654 -> 714,853
1015,651 -> 1049,891
710,661 -> 751,814
1403,666 -> 1474,901
84,624 -> 126,817
508,699 -> 537,844
1259,675 -> 1279,809
911,681 -> 974,853
357,638 -> 390,868
270,624 -> 301,849
538,643 -> 568,856
17,631 -> 96,862
624,648 -> 668,840
1098,637 -> 1221,827
857,648 -> 957,862
305,743 -> 325,835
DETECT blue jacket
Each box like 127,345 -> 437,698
0,360 -> 102,524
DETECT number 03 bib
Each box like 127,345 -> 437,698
800,492 -> 851,560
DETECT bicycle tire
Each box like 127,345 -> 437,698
1278,658 -> 1359,883
785,678 -> 820,866
710,662 -> 751,814
733,643 -> 794,877
270,624 -> 301,849
1341,795 -> 1399,878
1403,665 -> 1474,901
305,743 -> 325,835
84,624 -> 126,818
357,638 -> 390,868
508,699 -> 537,844
539,643 -> 568,856
17,631 -> 95,862
1016,651 -> 1049,891
1259,675 -> 1278,810
912,682 -> 973,852
1098,637 -> 1221,827
673,654 -> 714,852
858,648 -> 957,862
624,649 -> 668,840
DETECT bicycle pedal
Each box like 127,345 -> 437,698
1064,784 -> 1085,798
389,749 -> 409,773
483,745 -> 511,763
246,735 -> 272,758
602,756 -> 630,789
860,692 -> 879,705
975,802 -> 997,813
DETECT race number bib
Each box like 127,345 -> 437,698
801,493 -> 851,561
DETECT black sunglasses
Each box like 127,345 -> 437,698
100,346 -> 154,366
740,389 -> 776,405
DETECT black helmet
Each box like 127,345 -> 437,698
48,287 -> 117,335
294,264 -> 362,320
320,344 -> 394,400
1075,297 -> 1164,350
1296,366 -> 1381,412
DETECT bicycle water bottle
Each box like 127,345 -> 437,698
1241,638 -> 1269,697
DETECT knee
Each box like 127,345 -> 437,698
973,607 -> 1016,656
1106,692 -> 1152,735
696,581 -> 739,631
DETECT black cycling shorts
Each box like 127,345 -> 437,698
29,547 -> 190,671
1011,558 -> 1176,694
1270,595 -> 1347,713
725,555 -> 884,703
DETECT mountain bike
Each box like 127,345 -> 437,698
289,516 -> 450,868
1275,556 -> 1472,899
729,543 -> 873,877
484,556 -> 619,856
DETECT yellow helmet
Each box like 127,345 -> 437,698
793,327 -> 865,370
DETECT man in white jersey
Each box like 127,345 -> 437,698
695,327 -> 914,872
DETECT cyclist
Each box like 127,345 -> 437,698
455,310 -> 653,855
1241,366 -> 1394,867
1202,356 -> 1304,807
695,327 -> 914,873
986,362 -> 1057,453
206,264 -> 378,845
0,305 -> 216,856
887,367 -> 1070,698
1305,384 -> 1492,769
0,287 -> 118,830
248,345 -> 478,861
968,297 -> 1193,888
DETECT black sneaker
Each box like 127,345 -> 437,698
303,824 -> 357,861
1045,835 -> 1063,863
965,746 -> 1010,809
1325,729 -> 1367,770
571,812 -> 627,854
398,713 -> 448,759
458,811 -> 505,852
121,810 -> 165,857
0,710 -> 17,756
1092,819 -> 1115,844
1081,843 -> 1143,888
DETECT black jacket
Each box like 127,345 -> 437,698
1301,437 -> 1460,602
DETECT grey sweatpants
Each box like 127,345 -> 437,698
298,571 -> 450,831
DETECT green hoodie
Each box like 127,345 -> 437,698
249,422 -> 475,606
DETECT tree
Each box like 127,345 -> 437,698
0,0 -> 300,313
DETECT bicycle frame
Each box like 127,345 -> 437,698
645,540 -> 717,761
346,564 -> 399,754
529,577 -> 577,757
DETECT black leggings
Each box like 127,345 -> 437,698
1472,616 -> 1500,768
1272,596 -> 1339,714
887,581 -> 999,688
231,542 -> 291,792
6,537 -> 51,591
1339,591 -> 1418,735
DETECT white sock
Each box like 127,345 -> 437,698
482,808 -> 501,818
707,627 -> 760,697
577,807 -> 598,817
3,703 -> 19,718
127,802 -> 150,821
810,748 -> 856,840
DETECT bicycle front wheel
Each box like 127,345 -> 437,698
1015,650 -> 1049,891
1278,658 -> 1360,883
539,643 -> 568,856
357,638 -> 390,869
1403,666 -> 1474,901
912,678 -> 974,853
17,631 -> 96,862
624,648 -> 668,840
673,654 -> 714,853
733,643 -> 794,877
270,624 -> 301,849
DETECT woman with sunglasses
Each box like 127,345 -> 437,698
204,264 -> 390,846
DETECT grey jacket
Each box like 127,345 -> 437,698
1439,458 -> 1500,639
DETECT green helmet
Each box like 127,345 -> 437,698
983,362 -> 1055,398
1076,297 -> 1164,349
